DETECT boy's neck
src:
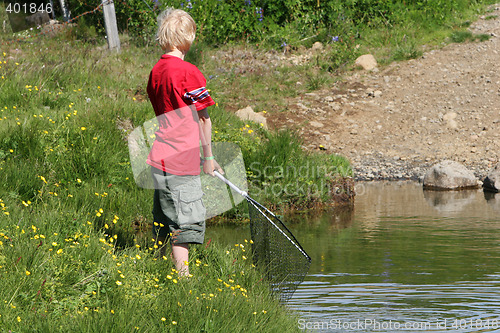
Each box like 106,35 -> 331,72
165,48 -> 185,60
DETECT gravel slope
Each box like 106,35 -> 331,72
268,5 -> 500,181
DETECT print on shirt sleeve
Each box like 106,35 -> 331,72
184,87 -> 211,104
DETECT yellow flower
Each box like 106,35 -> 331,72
81,127 -> 86,131
161,317 -> 166,322
17,316 -> 21,322
173,279 -> 178,284
111,310 -> 115,314
116,281 -> 122,286
52,242 -> 58,246
56,249 -> 63,254
172,321 -> 177,325
166,275 -> 172,280
25,270 -> 31,276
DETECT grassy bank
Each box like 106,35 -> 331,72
0,4 -> 348,331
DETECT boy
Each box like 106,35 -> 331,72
147,8 -> 222,276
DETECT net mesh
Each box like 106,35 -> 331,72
247,198 -> 311,302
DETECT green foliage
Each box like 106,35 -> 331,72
392,35 -> 423,61
450,30 -> 492,43
62,0 -> 499,49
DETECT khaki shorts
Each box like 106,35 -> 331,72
151,168 -> 206,244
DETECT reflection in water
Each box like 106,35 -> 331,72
484,191 -> 500,215
208,181 -> 500,332
423,190 -> 477,214
288,182 -> 500,332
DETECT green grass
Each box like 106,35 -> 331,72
450,30 -> 491,43
0,5 -> 351,330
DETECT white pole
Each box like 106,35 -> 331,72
59,0 -> 70,22
102,0 -> 121,52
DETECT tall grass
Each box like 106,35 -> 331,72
0,6 -> 353,329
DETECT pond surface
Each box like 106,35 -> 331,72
207,181 -> 500,332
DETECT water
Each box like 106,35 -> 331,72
207,181 -> 500,332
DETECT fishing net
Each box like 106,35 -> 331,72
247,197 -> 311,302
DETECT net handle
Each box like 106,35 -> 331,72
214,171 -> 248,198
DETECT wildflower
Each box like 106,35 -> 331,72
167,275 -> 172,280
172,321 -> 177,325
172,279 -> 178,284
161,317 -> 166,322
111,310 -> 115,314
17,316 -> 21,322
25,270 -> 31,276
57,249 -> 63,254
81,127 -> 86,131
332,36 -> 340,42
116,281 -> 122,286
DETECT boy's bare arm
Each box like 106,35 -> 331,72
198,108 -> 223,176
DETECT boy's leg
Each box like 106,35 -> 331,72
172,243 -> 189,276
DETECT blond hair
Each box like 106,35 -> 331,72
156,8 -> 196,53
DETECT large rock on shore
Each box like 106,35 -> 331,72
483,163 -> 500,193
423,160 -> 481,190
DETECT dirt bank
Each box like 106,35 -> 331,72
267,5 -> 500,181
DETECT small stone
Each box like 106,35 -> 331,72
309,121 -> 324,128
355,54 -> 378,71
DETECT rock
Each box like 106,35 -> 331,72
311,42 -> 324,52
423,160 -> 481,190
25,11 -> 50,27
483,163 -> 500,192
309,121 -> 324,128
235,106 -> 268,129
443,112 -> 458,129
355,54 -> 378,71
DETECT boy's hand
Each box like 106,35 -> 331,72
203,159 -> 224,177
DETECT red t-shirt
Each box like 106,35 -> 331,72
146,55 -> 215,175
